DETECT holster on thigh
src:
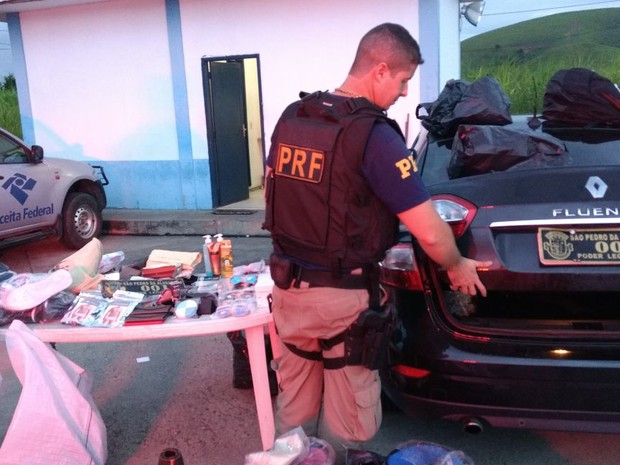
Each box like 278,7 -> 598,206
283,303 -> 396,371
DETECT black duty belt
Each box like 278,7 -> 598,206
292,267 -> 368,290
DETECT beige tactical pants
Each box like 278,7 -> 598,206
271,284 -> 382,461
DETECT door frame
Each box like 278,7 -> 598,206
202,54 -> 266,208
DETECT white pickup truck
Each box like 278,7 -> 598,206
0,127 -> 108,249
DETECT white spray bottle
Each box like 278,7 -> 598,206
203,235 -> 213,276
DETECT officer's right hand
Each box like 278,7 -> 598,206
446,257 -> 492,297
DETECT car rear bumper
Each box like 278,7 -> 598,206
382,291 -> 620,433
381,379 -> 620,433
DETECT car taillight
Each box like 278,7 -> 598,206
391,365 -> 431,379
432,195 -> 477,238
379,244 -> 423,291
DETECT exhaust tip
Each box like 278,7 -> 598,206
462,417 -> 484,434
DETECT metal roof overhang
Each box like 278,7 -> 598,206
0,0 -> 109,17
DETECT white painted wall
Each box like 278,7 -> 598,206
19,0 -> 178,163
9,0 -> 424,208
180,0 -> 422,151
419,0 -> 462,103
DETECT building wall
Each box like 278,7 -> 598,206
13,0 -> 198,209
419,0 -> 461,103
179,0 -> 421,157
8,0 -> 422,210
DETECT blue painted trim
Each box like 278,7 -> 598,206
95,159 -> 212,209
6,13 -> 34,144
165,0 -> 192,162
164,0 -> 206,209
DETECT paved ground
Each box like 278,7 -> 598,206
1,233 -> 620,464
101,208 -> 269,238
0,234 -> 275,465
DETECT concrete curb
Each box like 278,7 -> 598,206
102,209 -> 269,237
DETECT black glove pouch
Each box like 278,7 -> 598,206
269,253 -> 294,290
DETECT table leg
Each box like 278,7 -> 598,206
245,324 -> 275,450
267,319 -> 281,360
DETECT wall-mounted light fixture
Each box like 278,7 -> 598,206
460,1 -> 486,27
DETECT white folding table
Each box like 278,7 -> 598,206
0,308 -> 278,451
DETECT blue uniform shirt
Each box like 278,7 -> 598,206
362,121 -> 430,215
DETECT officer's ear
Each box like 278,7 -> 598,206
374,62 -> 390,82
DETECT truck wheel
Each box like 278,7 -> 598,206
61,192 -> 102,249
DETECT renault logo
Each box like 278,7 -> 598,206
585,176 -> 607,199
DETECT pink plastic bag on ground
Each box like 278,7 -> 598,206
0,320 -> 107,465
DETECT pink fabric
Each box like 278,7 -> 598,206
0,320 -> 107,465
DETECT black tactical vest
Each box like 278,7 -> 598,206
263,91 -> 403,273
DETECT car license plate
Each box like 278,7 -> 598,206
538,227 -> 620,265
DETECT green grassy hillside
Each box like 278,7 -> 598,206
461,8 -> 620,113
0,75 -> 20,138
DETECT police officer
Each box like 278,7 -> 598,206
264,23 -> 491,463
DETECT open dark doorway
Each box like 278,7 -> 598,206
202,55 -> 265,208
